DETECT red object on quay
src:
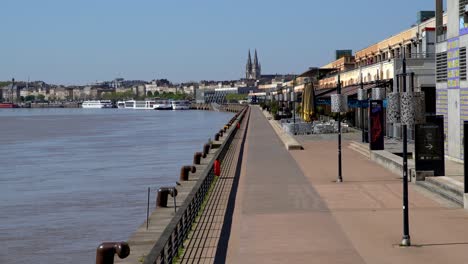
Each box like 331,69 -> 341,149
237,122 -> 240,129
214,160 -> 221,176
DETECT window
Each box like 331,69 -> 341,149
460,47 -> 467,81
460,0 -> 468,19
436,52 -> 447,82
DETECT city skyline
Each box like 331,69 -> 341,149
1,0 -> 441,85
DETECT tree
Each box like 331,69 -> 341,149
36,94 -> 46,101
225,93 -> 247,102
147,91 -> 153,97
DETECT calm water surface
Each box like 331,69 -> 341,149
0,108 -> 233,264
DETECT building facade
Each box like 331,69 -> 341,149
435,0 -> 468,161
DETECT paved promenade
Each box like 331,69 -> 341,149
224,107 -> 468,264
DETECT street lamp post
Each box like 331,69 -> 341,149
387,53 -> 425,247
292,90 -> 296,134
331,70 -> 347,183
401,56 -> 411,247
337,73 -> 343,183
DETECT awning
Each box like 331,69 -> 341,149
316,83 -> 379,98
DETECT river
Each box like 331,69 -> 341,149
0,108 -> 233,264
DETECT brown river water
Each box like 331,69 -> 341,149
0,108 -> 233,264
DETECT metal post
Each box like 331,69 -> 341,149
464,121 -> 468,196
401,54 -> 411,247
292,88 -> 296,135
360,76 -> 366,142
337,72 -> 343,183
293,99 -> 296,133
146,187 -> 150,230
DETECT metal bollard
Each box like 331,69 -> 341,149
224,126 -> 228,132
156,187 -> 178,208
193,152 -> 203,164
96,242 -> 130,264
202,143 -> 211,158
218,129 -> 224,137
180,165 -> 196,181
214,133 -> 220,141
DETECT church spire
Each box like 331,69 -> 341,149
254,49 -> 258,68
246,49 -> 253,79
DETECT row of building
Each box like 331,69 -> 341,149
251,3 -> 468,162
0,79 -> 200,102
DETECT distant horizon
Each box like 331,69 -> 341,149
0,0 -> 442,84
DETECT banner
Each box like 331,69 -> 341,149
369,100 -> 384,150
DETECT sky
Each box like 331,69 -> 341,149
0,0 -> 443,85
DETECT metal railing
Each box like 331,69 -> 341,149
142,107 -> 248,264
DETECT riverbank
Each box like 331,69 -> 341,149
2,102 -> 246,112
107,106 -> 248,263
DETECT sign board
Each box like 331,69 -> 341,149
369,100 -> 384,150
415,115 -> 445,176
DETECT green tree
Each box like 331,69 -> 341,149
37,94 -> 46,101
147,91 -> 153,97
225,93 -> 247,102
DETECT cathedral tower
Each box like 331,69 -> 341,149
245,49 -> 261,80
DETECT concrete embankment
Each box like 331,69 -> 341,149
190,103 -> 247,113
259,106 -> 303,150
111,105 -> 249,264
17,102 -> 80,108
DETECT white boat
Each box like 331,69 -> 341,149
123,100 -> 155,110
153,100 -> 173,110
82,100 -> 113,109
117,101 -> 125,108
171,100 -> 191,110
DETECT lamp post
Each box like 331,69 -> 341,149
337,73 -> 343,183
331,71 -> 346,183
387,53 -> 425,247
291,90 -> 296,134
401,55 -> 410,247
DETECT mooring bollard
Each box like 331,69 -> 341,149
180,165 -> 196,181
219,129 -> 224,137
193,152 -> 203,164
214,133 -> 220,141
156,187 -> 178,208
96,242 -> 130,264
203,143 -> 211,158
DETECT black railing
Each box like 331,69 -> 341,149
142,107 -> 247,264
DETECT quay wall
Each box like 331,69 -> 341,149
108,105 -> 249,264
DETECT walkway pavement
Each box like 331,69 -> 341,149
225,107 -> 468,264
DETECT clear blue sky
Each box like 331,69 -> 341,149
1,0 -> 443,85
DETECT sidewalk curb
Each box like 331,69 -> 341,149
258,107 -> 303,150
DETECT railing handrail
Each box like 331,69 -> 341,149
143,107 -> 247,264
